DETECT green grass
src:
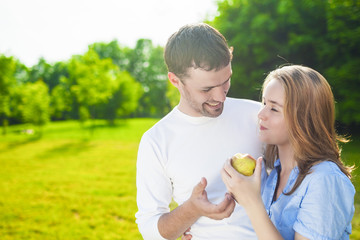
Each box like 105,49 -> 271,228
341,137 -> 360,239
0,119 -> 157,240
0,119 -> 359,239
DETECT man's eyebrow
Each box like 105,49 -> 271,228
203,74 -> 232,89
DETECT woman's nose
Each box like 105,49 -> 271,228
258,106 -> 266,120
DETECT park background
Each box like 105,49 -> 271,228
0,0 -> 359,239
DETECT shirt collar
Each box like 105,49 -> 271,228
274,158 -> 299,173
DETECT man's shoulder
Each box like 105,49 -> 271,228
141,108 -> 177,139
225,97 -> 261,113
226,97 -> 261,106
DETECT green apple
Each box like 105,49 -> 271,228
231,153 -> 256,176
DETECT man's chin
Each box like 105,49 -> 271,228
202,104 -> 224,117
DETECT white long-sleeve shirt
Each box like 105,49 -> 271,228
136,97 -> 263,240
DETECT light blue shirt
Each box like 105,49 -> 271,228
262,159 -> 355,240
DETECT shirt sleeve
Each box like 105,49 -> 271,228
135,133 -> 173,240
293,170 -> 355,240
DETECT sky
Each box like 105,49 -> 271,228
0,0 -> 218,67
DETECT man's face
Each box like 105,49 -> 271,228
177,63 -> 232,117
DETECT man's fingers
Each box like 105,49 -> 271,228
210,193 -> 235,217
182,227 -> 192,240
223,195 -> 236,216
193,177 -> 207,194
182,233 -> 192,240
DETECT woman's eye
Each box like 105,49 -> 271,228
271,108 -> 278,112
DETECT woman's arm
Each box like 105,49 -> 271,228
221,157 -> 284,240
295,232 -> 310,240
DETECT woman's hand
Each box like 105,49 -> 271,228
181,227 -> 192,240
222,157 -> 285,240
221,157 -> 263,209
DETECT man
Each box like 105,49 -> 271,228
136,23 -> 263,240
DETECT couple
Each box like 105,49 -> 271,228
135,23 -> 355,240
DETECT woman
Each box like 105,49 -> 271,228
221,65 -> 355,240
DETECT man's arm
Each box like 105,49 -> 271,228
158,178 -> 235,240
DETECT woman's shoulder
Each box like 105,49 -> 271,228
303,161 -> 354,192
310,161 -> 346,176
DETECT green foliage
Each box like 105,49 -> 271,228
0,55 -> 17,132
68,50 -> 119,107
91,39 -> 170,117
1,2 -> 360,128
166,81 -> 180,109
125,39 -> 170,117
62,48 -> 142,123
211,0 -> 360,126
50,76 -> 73,119
0,39 -> 170,126
110,71 -> 143,118
23,81 -> 50,126
90,40 -> 131,70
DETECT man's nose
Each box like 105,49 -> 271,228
212,86 -> 227,102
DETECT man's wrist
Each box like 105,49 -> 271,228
182,199 -> 202,220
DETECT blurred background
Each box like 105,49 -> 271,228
0,0 -> 359,239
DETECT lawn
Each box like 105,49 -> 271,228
0,119 -> 157,240
0,119 -> 359,239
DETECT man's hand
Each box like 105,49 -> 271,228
158,177 -> 235,240
181,227 -> 192,240
187,177 -> 235,220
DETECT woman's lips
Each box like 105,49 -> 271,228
260,125 -> 268,130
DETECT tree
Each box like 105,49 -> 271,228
92,39 -> 170,117
0,55 -> 17,134
23,81 -> 50,132
29,58 -> 69,93
211,0 -> 360,127
98,71 -> 143,124
50,76 -> 73,120
126,39 -> 169,117
90,40 -> 130,70
63,48 -> 142,124
9,80 -> 50,136
323,0 -> 360,126
65,49 -> 119,123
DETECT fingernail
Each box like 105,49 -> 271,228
226,193 -> 231,200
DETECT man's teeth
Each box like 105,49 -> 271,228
208,103 -> 219,106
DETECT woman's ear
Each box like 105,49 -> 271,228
168,72 -> 181,88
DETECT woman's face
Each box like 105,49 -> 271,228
258,78 -> 289,146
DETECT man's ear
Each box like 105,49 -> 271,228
168,72 -> 181,88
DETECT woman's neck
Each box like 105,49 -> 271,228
277,144 -> 296,173
273,143 -> 296,200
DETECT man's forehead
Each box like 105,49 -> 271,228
183,65 -> 232,86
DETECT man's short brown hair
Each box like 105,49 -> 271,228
164,23 -> 232,79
